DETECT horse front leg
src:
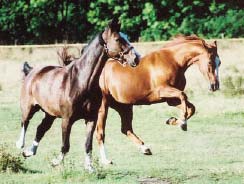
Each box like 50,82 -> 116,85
51,118 -> 74,166
166,99 -> 195,131
157,86 -> 194,131
113,103 -> 152,155
84,121 -> 96,172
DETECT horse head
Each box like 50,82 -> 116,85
100,17 -> 139,67
193,40 -> 221,91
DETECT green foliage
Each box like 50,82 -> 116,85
0,144 -> 25,173
222,75 -> 244,96
0,0 -> 243,44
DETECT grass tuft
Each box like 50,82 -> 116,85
0,144 -> 25,173
222,75 -> 244,96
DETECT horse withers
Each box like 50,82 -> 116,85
95,35 -> 221,164
16,18 -> 139,172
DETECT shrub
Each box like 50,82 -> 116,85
0,144 -> 24,173
222,75 -> 244,97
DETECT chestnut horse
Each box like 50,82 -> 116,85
15,18 -> 139,171
95,35 -> 221,164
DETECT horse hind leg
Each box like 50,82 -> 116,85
16,105 -> 40,149
23,113 -> 56,157
115,103 -> 152,155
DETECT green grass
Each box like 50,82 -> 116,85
0,86 -> 244,184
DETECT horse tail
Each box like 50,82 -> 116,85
22,61 -> 33,76
57,46 -> 75,66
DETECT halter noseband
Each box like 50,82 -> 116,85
99,32 -> 133,66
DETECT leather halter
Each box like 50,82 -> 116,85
99,32 -> 133,66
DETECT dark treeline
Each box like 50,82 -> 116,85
0,0 -> 243,45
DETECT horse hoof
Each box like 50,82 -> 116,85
85,166 -> 95,173
51,159 -> 61,167
101,159 -> 113,165
140,145 -> 152,155
180,123 -> 187,131
16,141 -> 24,149
143,148 -> 152,155
51,157 -> 64,167
51,153 -> 65,167
22,149 -> 34,158
84,164 -> 95,173
166,117 -> 178,125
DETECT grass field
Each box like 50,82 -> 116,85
0,40 -> 244,183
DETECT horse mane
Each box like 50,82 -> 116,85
57,34 -> 98,66
163,34 -> 205,48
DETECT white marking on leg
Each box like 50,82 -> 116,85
99,144 -> 112,165
16,127 -> 26,149
84,152 -> 94,173
177,119 -> 187,126
23,140 -> 39,157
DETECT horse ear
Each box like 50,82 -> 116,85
108,17 -> 121,32
213,40 -> 217,47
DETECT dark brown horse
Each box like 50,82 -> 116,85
95,35 -> 221,164
16,18 -> 139,172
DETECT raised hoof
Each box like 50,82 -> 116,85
181,123 -> 187,131
166,117 -> 178,125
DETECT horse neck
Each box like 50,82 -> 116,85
167,41 -> 204,70
72,35 -> 107,90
